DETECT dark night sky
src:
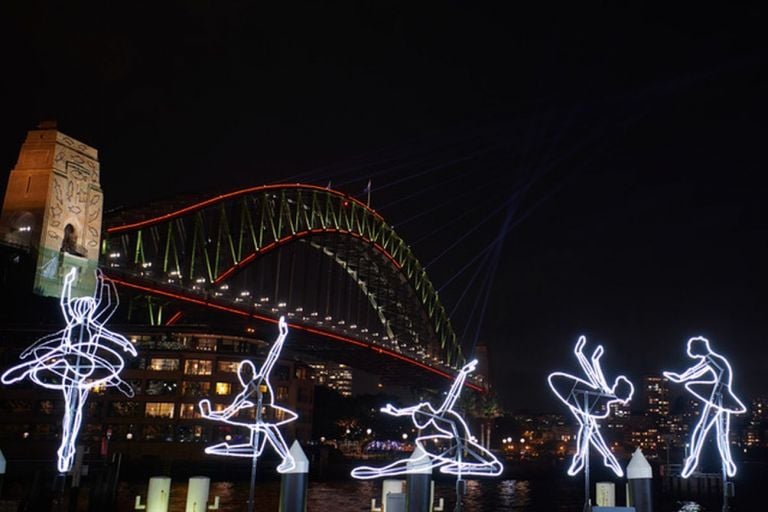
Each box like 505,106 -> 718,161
1,2 -> 767,410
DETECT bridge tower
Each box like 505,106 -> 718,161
0,122 -> 103,297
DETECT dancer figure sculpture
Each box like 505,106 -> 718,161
664,336 -> 746,478
548,336 -> 634,478
351,359 -> 502,479
1,268 -> 136,473
199,317 -> 297,473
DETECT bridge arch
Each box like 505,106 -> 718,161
103,184 -> 465,376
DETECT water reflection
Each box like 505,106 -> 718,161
116,478 -> 706,512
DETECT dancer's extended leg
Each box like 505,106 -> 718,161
589,426 -> 623,476
683,406 -> 717,478
58,386 -> 88,473
717,412 -> 736,477
351,455 -> 445,479
264,426 -> 295,472
568,422 -> 589,475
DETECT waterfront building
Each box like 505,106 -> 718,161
308,361 -> 353,397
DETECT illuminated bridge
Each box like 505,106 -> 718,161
102,184 -> 480,390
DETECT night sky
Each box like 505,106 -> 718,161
2,2 -> 767,410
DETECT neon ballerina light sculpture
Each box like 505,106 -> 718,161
1,268 -> 136,473
548,336 -> 634,478
199,317 -> 297,473
663,336 -> 746,479
351,359 -> 502,480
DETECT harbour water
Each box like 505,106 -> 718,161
113,477 -> 721,512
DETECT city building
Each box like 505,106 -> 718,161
744,397 -> 768,447
308,361 -> 353,396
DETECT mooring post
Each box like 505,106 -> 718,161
406,446 -> 432,512
134,476 -> 171,512
279,441 -> 309,512
627,448 -> 652,512
186,476 -> 220,512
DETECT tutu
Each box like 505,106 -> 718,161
686,381 -> 746,413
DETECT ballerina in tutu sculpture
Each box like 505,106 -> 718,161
1,268 -> 136,473
664,336 -> 746,478
199,317 -> 297,473
548,336 -> 635,478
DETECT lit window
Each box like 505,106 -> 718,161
215,382 -> 231,396
217,361 -> 239,373
149,358 -> 180,371
180,403 -> 201,419
184,359 -> 213,375
145,402 -> 175,419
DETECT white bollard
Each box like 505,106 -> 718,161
627,448 -> 653,512
596,482 -> 616,506
135,476 -> 171,512
406,446 -> 432,512
279,441 -> 310,512
372,479 -> 405,512
185,476 -> 219,512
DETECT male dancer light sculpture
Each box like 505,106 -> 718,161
351,359 -> 503,481
199,317 -> 296,473
548,336 -> 634,511
663,336 -> 746,479
1,268 -> 136,473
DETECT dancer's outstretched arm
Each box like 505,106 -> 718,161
437,359 -> 476,413
18,331 -> 63,359
99,330 -> 138,356
260,317 -> 288,380
60,268 -> 77,323
664,360 -> 709,382
200,384 -> 254,420
91,270 -> 120,324
381,402 -> 423,417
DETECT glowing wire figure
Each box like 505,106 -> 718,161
663,336 -> 745,478
548,336 -> 634,478
1,268 -> 136,473
351,359 -> 502,480
199,317 -> 297,473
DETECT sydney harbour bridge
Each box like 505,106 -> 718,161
100,183 -> 481,391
